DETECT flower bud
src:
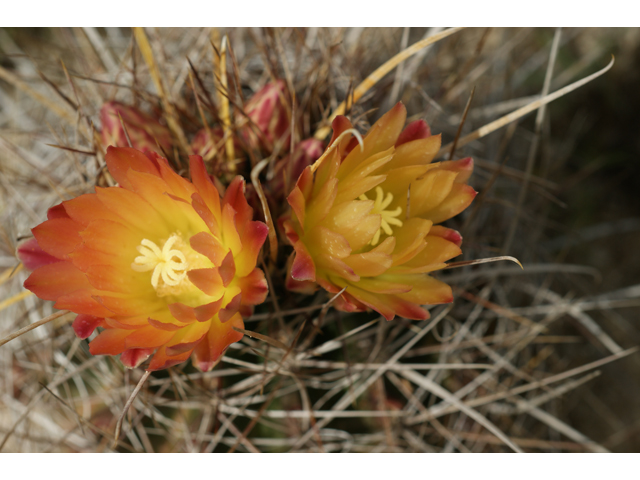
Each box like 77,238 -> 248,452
101,101 -> 172,154
242,80 -> 291,152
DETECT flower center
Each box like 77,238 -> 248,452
131,235 -> 189,288
359,186 -> 403,246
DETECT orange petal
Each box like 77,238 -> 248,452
165,321 -> 210,356
219,292 -> 242,323
221,203 -> 241,255
125,325 -> 175,349
105,316 -> 149,330
72,314 -> 104,339
219,250 -> 236,287
32,218 -> 82,260
17,237 -> 60,271
24,261 -> 91,301
47,203 -> 69,220
63,193 -> 125,227
54,290 -> 114,318
147,345 -> 193,371
68,245 -> 126,273
167,303 -> 198,323
233,221 -> 268,277
191,313 -> 244,371
285,253 -> 317,294
187,267 -> 224,298
95,293 -> 162,317
89,328 -> 131,355
223,176 -> 253,237
95,186 -> 170,238
105,146 -> 161,190
189,155 -> 222,222
147,310 -> 190,331
237,268 -> 268,305
190,231 -> 228,265
287,185 -> 306,230
290,239 -> 316,282
194,298 -> 225,322
126,169 -> 202,233
191,192 -> 221,237
86,264 -> 150,294
78,220 -> 141,257
155,155 -> 196,200
120,348 -> 154,368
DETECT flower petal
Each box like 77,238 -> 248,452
32,218 -> 82,260
17,237 -> 60,271
24,261 -> 91,301
89,329 -> 131,355
120,348 -> 154,368
105,146 -> 161,190
72,314 -> 104,339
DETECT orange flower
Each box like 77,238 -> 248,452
24,147 -> 268,371
283,103 -> 476,321
101,102 -> 172,154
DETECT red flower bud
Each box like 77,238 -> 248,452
100,102 -> 172,154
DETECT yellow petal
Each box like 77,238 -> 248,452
380,135 -> 441,173
390,217 -> 432,266
409,169 -> 458,218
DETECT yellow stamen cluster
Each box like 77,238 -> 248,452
359,186 -> 403,245
131,235 -> 188,288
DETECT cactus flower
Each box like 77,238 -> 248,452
23,147 -> 268,371
283,103 -> 476,320
101,102 -> 172,155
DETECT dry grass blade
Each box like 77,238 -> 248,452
217,35 -> 236,173
314,27 -> 465,139
233,327 -> 289,351
0,310 -> 69,348
132,27 -> 190,154
399,369 -> 523,453
113,370 -> 151,448
435,56 -> 615,159
250,158 -> 278,262
0,65 -> 77,124
0,290 -> 33,313
445,255 -> 523,270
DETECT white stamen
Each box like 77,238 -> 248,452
131,235 -> 188,288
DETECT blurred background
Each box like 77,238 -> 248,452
0,27 -> 639,452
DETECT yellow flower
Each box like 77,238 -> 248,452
283,103 -> 476,320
